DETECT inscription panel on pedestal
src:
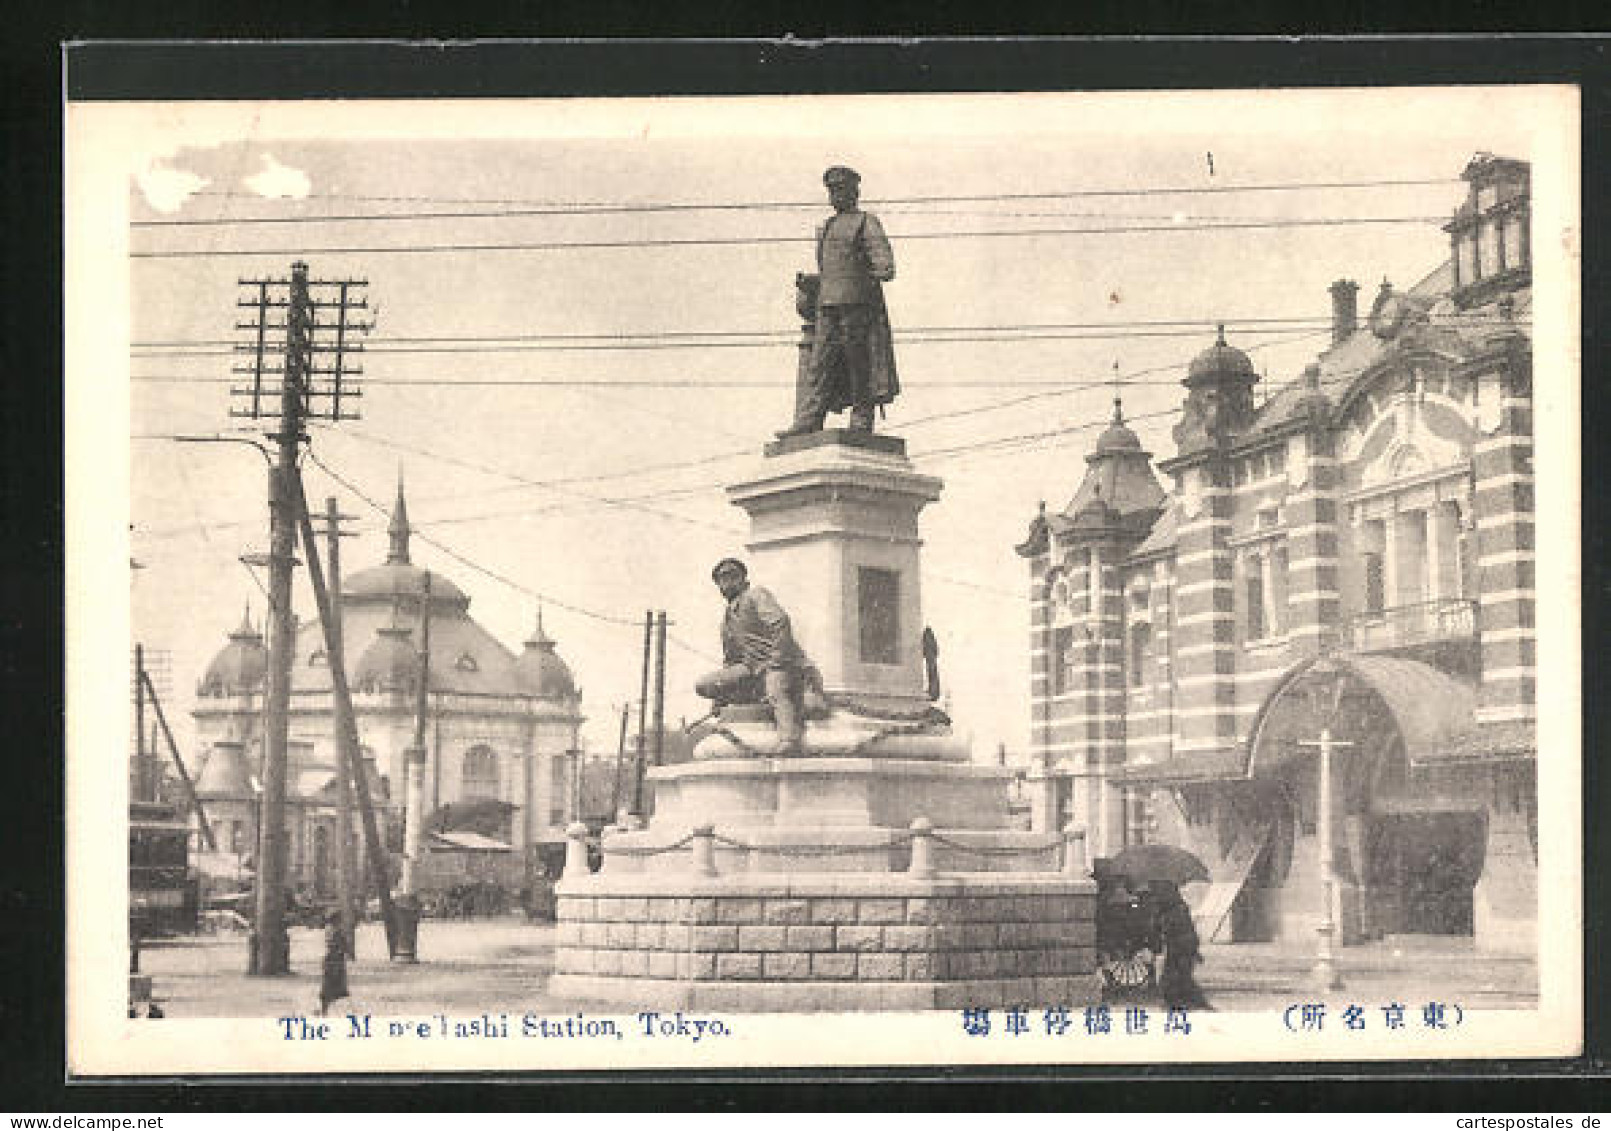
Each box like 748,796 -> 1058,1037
858,567 -> 902,665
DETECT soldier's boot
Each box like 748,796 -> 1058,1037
764,670 -> 806,755
848,404 -> 876,432
775,413 -> 826,440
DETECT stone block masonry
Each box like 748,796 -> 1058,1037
547,872 -> 1099,1012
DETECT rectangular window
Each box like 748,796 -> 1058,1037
1129,623 -> 1150,688
857,566 -> 901,665
1503,214 -> 1526,272
1478,219 -> 1502,277
549,757 -> 568,827
1457,529 -> 1473,599
1053,625 -> 1076,695
1363,551 -> 1385,614
1245,556 -> 1265,640
1271,543 -> 1289,635
1123,791 -> 1153,847
1458,232 -> 1479,284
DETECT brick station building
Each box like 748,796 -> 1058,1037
1016,153 -> 1536,951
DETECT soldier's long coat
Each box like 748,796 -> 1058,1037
812,213 -> 901,411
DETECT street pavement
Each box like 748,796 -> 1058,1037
137,916 -> 1538,1019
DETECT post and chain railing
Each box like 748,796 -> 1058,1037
560,819 -> 1091,880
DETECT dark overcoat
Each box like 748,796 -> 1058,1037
812,212 -> 900,410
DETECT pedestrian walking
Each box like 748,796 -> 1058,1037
318,908 -> 349,1017
1150,880 -> 1210,1010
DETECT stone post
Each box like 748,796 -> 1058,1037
907,817 -> 935,878
691,824 -> 719,877
564,822 -> 590,880
1063,825 -> 1088,876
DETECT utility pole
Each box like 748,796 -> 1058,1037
568,745 -> 582,826
652,612 -> 668,771
609,703 -> 630,822
630,610 -> 653,818
251,270 -> 302,977
233,260 -> 367,975
292,480 -> 396,961
314,497 -> 361,956
134,644 -> 146,801
141,663 -> 216,851
401,573 -> 433,902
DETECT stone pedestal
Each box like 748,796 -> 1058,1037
549,872 -> 1097,1011
549,432 -> 1097,1010
735,429 -> 938,716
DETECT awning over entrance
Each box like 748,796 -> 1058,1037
1121,654 -> 1522,786
1334,655 -> 1480,768
1249,654 -> 1479,777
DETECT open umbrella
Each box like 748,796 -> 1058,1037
1106,843 -> 1210,887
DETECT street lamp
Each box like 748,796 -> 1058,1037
1298,660 -> 1351,992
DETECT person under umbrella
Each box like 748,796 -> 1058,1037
1149,879 -> 1210,1011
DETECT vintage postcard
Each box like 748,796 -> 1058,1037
66,78 -> 1580,1075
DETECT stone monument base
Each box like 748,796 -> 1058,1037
548,871 -> 1099,1011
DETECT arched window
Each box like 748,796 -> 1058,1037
461,745 -> 499,802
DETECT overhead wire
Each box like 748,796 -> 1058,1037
132,326 -> 1336,539
141,175 -> 1464,225
306,445 -> 724,663
130,311 -> 1517,351
129,214 -> 1453,259
122,324 -> 1381,357
305,447 -> 643,630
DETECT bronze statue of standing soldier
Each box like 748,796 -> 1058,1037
778,166 -> 901,438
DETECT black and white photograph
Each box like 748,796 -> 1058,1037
65,74 -> 1580,1074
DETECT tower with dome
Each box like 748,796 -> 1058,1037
190,480 -> 585,900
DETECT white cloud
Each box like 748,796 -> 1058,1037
243,152 -> 312,199
135,160 -> 209,214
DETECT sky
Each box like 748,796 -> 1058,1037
80,87 -> 1565,765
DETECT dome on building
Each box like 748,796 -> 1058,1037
1052,397 -> 1167,538
1093,396 -> 1144,454
516,610 -> 577,700
343,562 -> 471,610
197,607 -> 267,697
352,609 -> 420,694
1186,324 -> 1257,386
341,477 -> 470,612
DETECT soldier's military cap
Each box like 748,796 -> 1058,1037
823,165 -> 861,187
711,557 -> 748,580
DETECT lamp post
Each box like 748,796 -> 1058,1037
1298,656 -> 1352,993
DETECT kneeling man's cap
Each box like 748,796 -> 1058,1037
712,557 -> 748,580
823,165 -> 861,187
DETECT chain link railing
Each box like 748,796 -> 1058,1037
563,819 -> 1089,880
